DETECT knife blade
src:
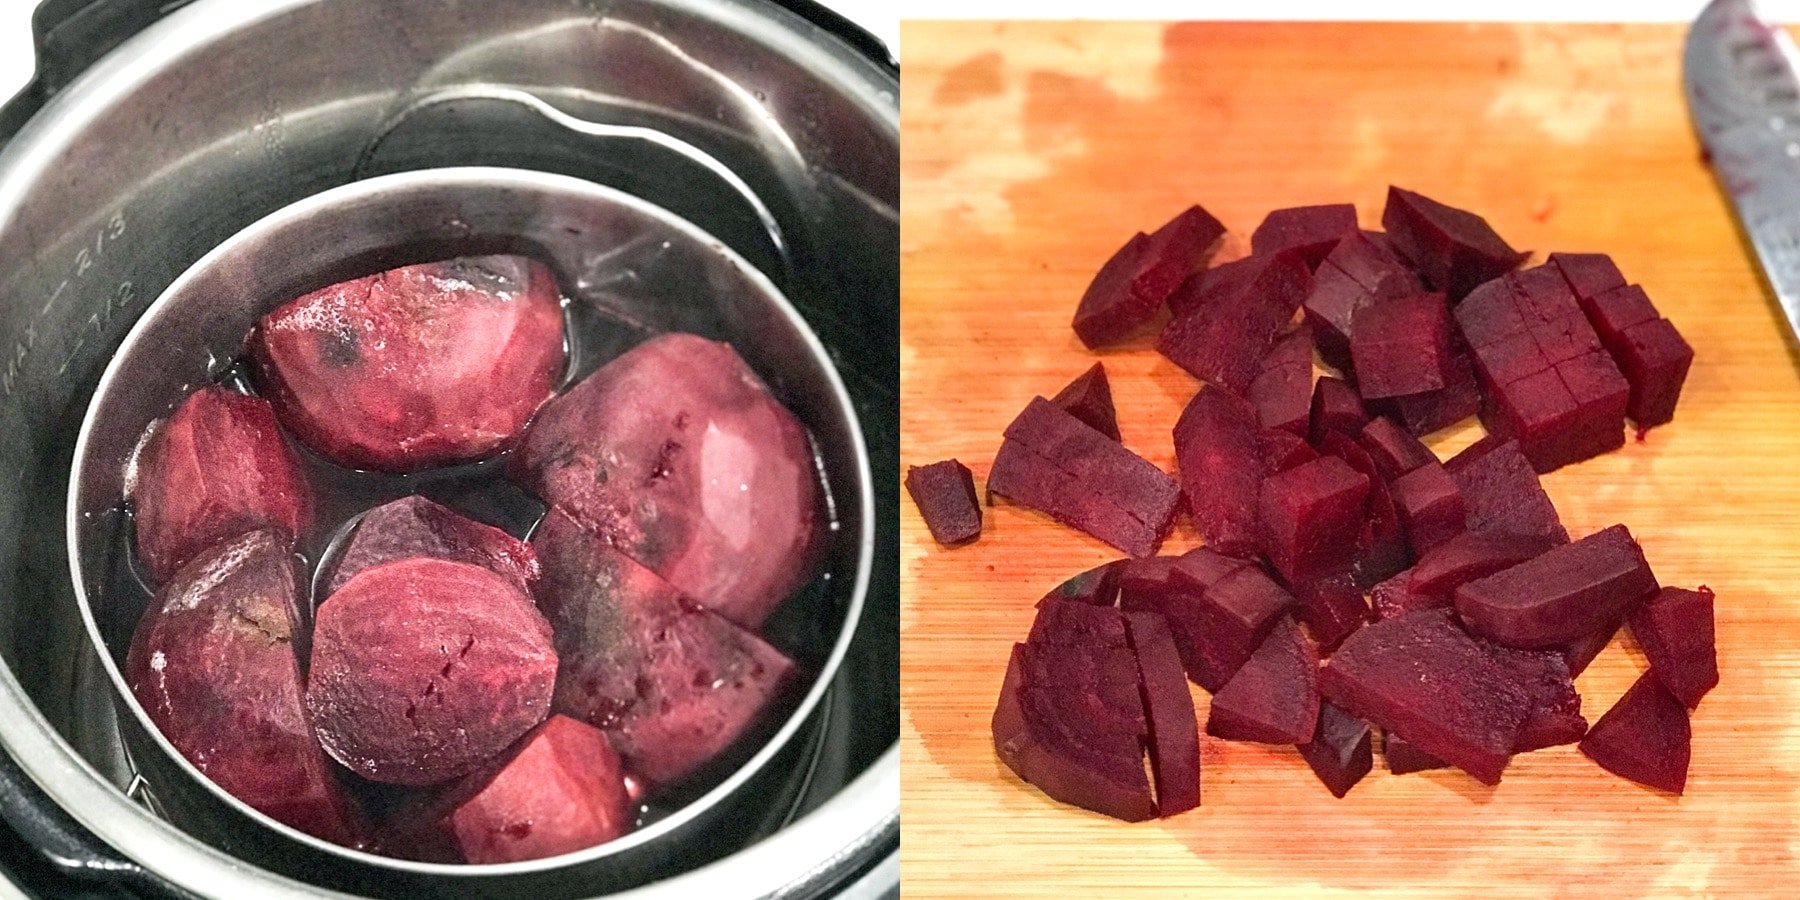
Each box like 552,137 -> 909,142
1686,0 -> 1800,339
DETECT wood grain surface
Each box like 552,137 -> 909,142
900,21 -> 1800,897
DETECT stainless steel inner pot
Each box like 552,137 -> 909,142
0,0 -> 897,896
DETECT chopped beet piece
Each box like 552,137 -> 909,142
1250,204 -> 1358,269
1126,559 -> 1294,692
441,716 -> 633,863
128,387 -> 312,586
1410,530 -> 1557,597
1260,428 -> 1320,473
1370,570 -> 1445,620
1358,417 -> 1437,481
1118,548 -> 1248,616
1350,293 -> 1453,399
1303,232 -> 1423,370
1051,362 -> 1122,441
905,459 -> 983,546
1561,619 -> 1616,678
1456,524 -> 1659,648
1579,671 -> 1690,794
1039,561 -> 1126,607
1173,388 -> 1264,557
1315,430 -> 1409,587
1372,347 -> 1481,438
1072,232 -> 1150,347
1380,187 -> 1526,300
1389,462 -> 1465,556
1289,571 -> 1371,649
252,256 -> 565,472
1207,617 -> 1319,744
1030,598 -> 1130,648
1614,318 -> 1694,430
510,333 -> 822,629
1445,438 -> 1569,545
324,495 -> 539,596
125,530 -> 364,845
1166,253 -> 1259,320
1575,283 -> 1659,348
1159,249 -> 1313,393
990,397 -> 1181,558
1630,587 -> 1718,709
1298,702 -> 1373,798
532,512 -> 794,785
1513,653 -> 1587,753
1125,612 -> 1201,815
1248,326 -> 1315,437
1258,456 -> 1370,585
1308,376 -> 1369,445
1382,729 -> 1449,774
1548,252 -> 1627,300
992,642 -> 1156,821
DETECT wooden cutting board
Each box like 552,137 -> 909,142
900,20 -> 1800,896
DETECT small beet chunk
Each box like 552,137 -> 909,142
1350,293 -> 1453,399
1370,570 -> 1446,621
1173,388 -> 1265,557
1561,619 -> 1618,679
1290,571 -> 1372,649
1051,362 -> 1122,441
1260,428 -> 1320,474
1410,530 -> 1557,597
1614,318 -> 1694,430
1371,347 -> 1482,438
1579,671 -> 1690,794
324,495 -> 538,596
1547,252 -> 1627,301
1298,702 -> 1373,798
1303,232 -> 1424,370
1308,376 -> 1370,446
1389,462 -> 1466,556
1359,417 -> 1437,481
444,716 -> 633,863
1382,729 -> 1449,774
252,256 -> 565,471
1160,249 -> 1314,393
1314,431 -> 1409,587
906,459 -> 984,546
991,397 -> 1181,557
1250,204 -> 1357,269
1206,617 -> 1320,744
1380,187 -> 1526,300
1455,524 -> 1658,648
1248,325 -> 1315,437
1073,207 -> 1226,348
1258,456 -> 1370,585
1126,612 -> 1201,815
1629,587 -> 1718,709
1039,560 -> 1126,607
993,641 -> 1156,821
128,387 -> 311,586
1445,438 -> 1569,545
1123,554 -> 1293,692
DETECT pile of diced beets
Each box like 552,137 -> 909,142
906,189 -> 1712,819
123,256 -> 821,861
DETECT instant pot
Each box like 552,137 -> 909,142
0,0 -> 898,896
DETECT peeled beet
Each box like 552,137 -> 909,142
1206,617 -> 1320,744
533,511 -> 795,785
1389,462 -> 1465,556
1159,249 -> 1313,393
1031,598 -> 1129,648
1250,204 -> 1357,269
1303,231 -> 1424,370
1370,570 -> 1445,621
993,642 -> 1155,821
510,333 -> 822,629
905,459 -> 983,547
1298,702 -> 1373,798
1173,388 -> 1264,557
1126,612 -> 1201,815
1455,524 -> 1658,648
1072,206 -> 1226,348
128,386 -> 311,586
1121,553 -> 1293,692
1308,376 -> 1369,446
1260,428 -> 1320,473
1358,416 -> 1437,481
1051,362 -> 1122,441
1316,430 -> 1410,587
1290,572 -> 1371,649
126,529 -> 363,845
1371,346 -> 1482,438
1547,252 -> 1626,301
1513,651 -> 1588,752
1039,560 -> 1125,607
1382,729 -> 1448,774
1350,292 -> 1453,399
1258,456 -> 1369,585
1409,530 -> 1557,597
443,716 -> 633,863
1579,670 -> 1690,794
1629,587 -> 1718,709
252,256 -> 565,471
1380,187 -> 1526,300
1445,438 -> 1569,545
1248,325 -> 1315,437
324,495 -> 538,596
1612,317 -> 1695,431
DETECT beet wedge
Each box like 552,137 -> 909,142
442,716 -> 634,863
1073,206 -> 1226,348
1206,617 -> 1320,744
993,641 -> 1156,822
1445,438 -> 1569,546
1126,612 -> 1201,815
906,459 -> 983,547
1251,204 -> 1357,269
1051,362 -> 1122,441
1173,387 -> 1265,557
1410,530 -> 1558,597
1629,587 -> 1718,709
323,495 -> 538,597
1298,701 -> 1374,798
1038,560 -> 1126,607
1248,325 -> 1315,437
1579,670 -> 1690,795
1159,249 -> 1313,393
1455,525 -> 1658,649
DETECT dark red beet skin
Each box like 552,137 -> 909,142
533,511 -> 794,786
1358,417 -> 1437,481
1248,325 -> 1315,437
252,256 -> 565,472
1579,671 -> 1690,794
1380,187 -> 1527,300
1126,612 -> 1201,815
1051,362 -> 1122,441
1206,617 -> 1320,744
128,387 -> 311,586
1445,438 -> 1569,545
1250,204 -> 1357,269
126,530 -> 364,845
1298,701 -> 1373,798
1258,456 -> 1369,585
510,333 -> 822,629
1382,729 -> 1449,774
993,641 -> 1156,822
1389,462 -> 1465,556
1350,292 -> 1453,399
444,716 -> 633,863
1308,376 -> 1369,447
905,459 -> 983,547
1173,387 -> 1265,557
324,495 -> 538,596
1630,587 -> 1719,709
1455,524 -> 1659,648
1159,249 -> 1313,393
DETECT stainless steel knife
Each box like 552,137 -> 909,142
1687,0 -> 1800,338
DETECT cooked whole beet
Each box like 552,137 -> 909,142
1206,616 -> 1320,744
1358,416 -> 1437,481
1159,249 -> 1313,393
509,333 -> 822,629
1298,701 -> 1373,798
324,495 -> 538,596
1125,612 -> 1200,815
444,716 -> 634,863
1455,524 -> 1658,648
128,387 -> 311,586
1445,438 -> 1569,545
1579,670 -> 1690,794
1173,387 -> 1265,557
1380,187 -> 1526,299
126,529 -> 364,845
1629,587 -> 1718,709
1258,455 -> 1369,585
993,641 -> 1156,821
1072,207 -> 1226,348
1051,362 -> 1122,441
1248,325 -> 1315,437
1250,204 -> 1357,269
905,459 -> 983,547
308,558 -> 557,785
251,256 -> 565,472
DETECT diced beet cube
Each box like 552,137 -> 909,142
1288,571 -> 1371,649
1258,456 -> 1370,585
1579,671 -> 1690,794
1380,187 -> 1526,300
1370,570 -> 1445,620
532,512 -> 794,786
252,256 -> 565,472
1615,318 -> 1694,430
905,459 -> 983,547
1039,561 -> 1126,607
1259,429 -> 1319,473
1630,587 -> 1718,708
1410,530 -> 1557,597
1173,388 -> 1264,557
1298,701 -> 1373,798
1350,293 -> 1453,399
1576,283 -> 1659,349
125,529 -> 365,845
1358,417 -> 1437,481
1316,430 -> 1410,587
1456,277 -> 1529,348
1308,376 -> 1370,446
1125,612 -> 1201,815
1561,619 -> 1617,679
1383,729 -> 1449,774
1073,207 -> 1227,348
1030,598 -> 1130,648
1445,438 -> 1569,545
1126,558 -> 1294,692
128,387 -> 311,586
1304,232 -> 1423,370
989,397 -> 1181,558
324,495 -> 538,596
1548,252 -> 1627,300
1250,204 -> 1357,269
1206,617 -> 1320,744
1159,249 -> 1313,393
1456,525 -> 1659,649
992,642 -> 1156,821
1248,326 -> 1315,437
440,716 -> 633,863
1372,347 -> 1481,438
510,333 -> 822,629
1389,462 -> 1465,556
1051,362 -> 1121,441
